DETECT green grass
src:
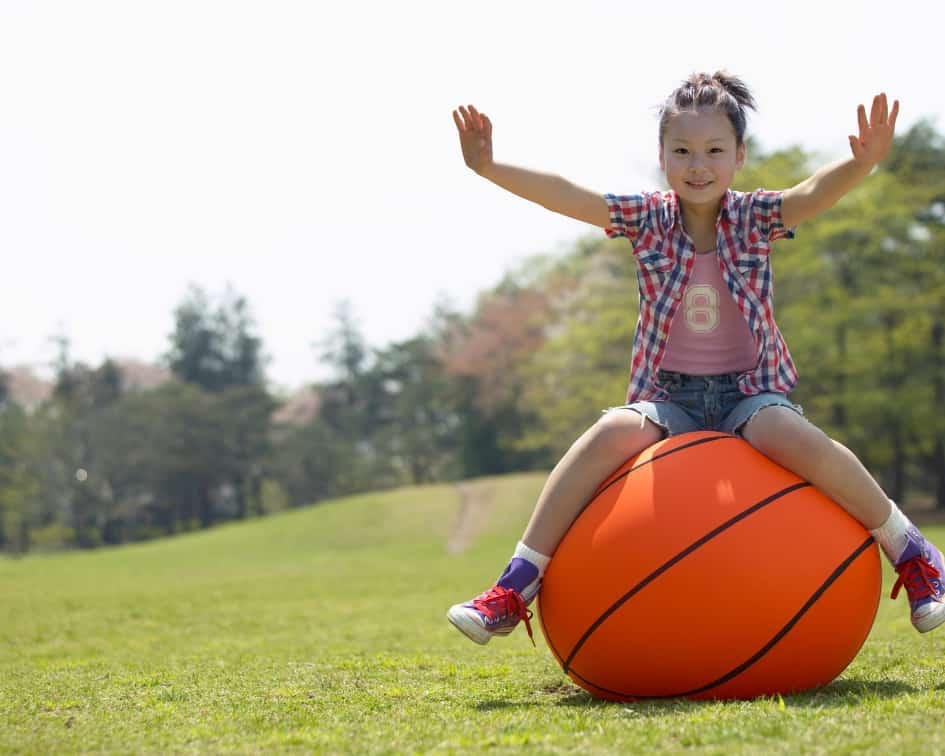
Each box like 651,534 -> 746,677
3,473 -> 945,754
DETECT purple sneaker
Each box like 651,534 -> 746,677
447,585 -> 534,645
891,527 -> 945,633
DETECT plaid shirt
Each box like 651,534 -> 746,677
604,189 -> 798,403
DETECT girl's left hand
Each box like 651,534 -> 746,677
849,93 -> 899,166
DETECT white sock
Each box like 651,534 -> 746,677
513,541 -> 552,575
869,501 -> 912,563
504,541 -> 552,602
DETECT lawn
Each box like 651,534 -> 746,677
2,472 -> 945,754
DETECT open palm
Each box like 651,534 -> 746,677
452,104 -> 493,174
849,93 -> 899,166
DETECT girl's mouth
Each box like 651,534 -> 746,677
686,180 -> 713,190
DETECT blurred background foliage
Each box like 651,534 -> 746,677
2,121 -> 944,553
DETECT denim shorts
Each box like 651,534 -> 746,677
608,370 -> 804,437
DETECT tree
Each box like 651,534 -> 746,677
308,302 -> 401,493
215,385 -> 276,518
0,404 -> 42,553
268,419 -> 344,507
516,235 -> 637,458
440,263 -> 561,474
166,285 -> 267,392
370,336 -> 459,484
882,120 -> 945,505
164,286 -> 274,523
0,369 -> 9,409
317,301 -> 367,395
43,357 -> 127,547
137,382 -> 226,531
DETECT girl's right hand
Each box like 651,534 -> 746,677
452,104 -> 493,174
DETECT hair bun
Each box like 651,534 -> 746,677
659,70 -> 756,146
710,70 -> 756,111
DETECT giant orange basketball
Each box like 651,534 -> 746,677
538,431 -> 881,701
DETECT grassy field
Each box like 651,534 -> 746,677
3,472 -> 945,754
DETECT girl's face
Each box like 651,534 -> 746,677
659,108 -> 746,209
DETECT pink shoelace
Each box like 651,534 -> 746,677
471,585 -> 535,644
891,556 -> 942,602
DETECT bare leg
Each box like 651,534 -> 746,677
447,409 -> 665,645
522,410 -> 664,555
741,407 -> 890,529
740,405 -> 945,634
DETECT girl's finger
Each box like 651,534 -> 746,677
849,134 -> 862,160
483,113 -> 493,139
857,104 -> 869,135
889,99 -> 900,131
870,94 -> 882,126
880,93 -> 888,124
465,107 -> 482,132
468,104 -> 483,131
452,109 -> 466,132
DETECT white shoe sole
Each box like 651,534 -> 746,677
446,605 -> 519,645
447,606 -> 491,644
914,601 -> 945,633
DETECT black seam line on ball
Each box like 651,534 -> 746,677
566,534 -> 876,700
593,433 -> 732,503
562,480 -> 811,673
544,434 -> 732,674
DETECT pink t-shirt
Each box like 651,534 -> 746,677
660,251 -> 758,375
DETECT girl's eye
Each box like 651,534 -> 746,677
710,147 -> 724,154
674,148 -> 689,155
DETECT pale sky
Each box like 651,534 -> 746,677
3,1 -> 943,390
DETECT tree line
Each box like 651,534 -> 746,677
1,121 -> 943,553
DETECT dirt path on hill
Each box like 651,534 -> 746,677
447,480 -> 497,554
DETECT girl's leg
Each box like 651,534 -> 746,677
740,405 -> 945,632
448,409 -> 665,644
739,406 -> 889,528
521,409 -> 665,555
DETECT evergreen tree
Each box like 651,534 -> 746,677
0,369 -> 9,409
166,285 -> 267,392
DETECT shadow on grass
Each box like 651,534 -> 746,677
474,678 -> 915,712
787,678 -> 916,706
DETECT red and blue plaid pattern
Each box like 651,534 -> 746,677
604,189 -> 798,403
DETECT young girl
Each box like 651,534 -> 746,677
447,71 -> 945,645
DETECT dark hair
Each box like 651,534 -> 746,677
658,71 -> 756,146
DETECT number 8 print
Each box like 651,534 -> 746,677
684,285 -> 720,333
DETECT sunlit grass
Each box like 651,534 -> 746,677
2,473 -> 944,753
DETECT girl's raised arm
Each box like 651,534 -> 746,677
781,93 -> 899,229
453,104 -> 611,229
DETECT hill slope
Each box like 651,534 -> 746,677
1,472 -> 942,754
0,473 -> 549,752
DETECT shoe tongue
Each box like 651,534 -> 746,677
496,557 -> 539,596
896,535 -> 923,566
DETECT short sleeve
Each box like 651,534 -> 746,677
750,189 -> 796,242
603,193 -> 648,241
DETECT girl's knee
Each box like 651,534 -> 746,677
588,409 -> 664,458
742,406 -> 828,457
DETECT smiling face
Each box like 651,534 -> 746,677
659,108 -> 746,209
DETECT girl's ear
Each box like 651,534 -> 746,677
736,142 -> 747,170
658,143 -> 666,172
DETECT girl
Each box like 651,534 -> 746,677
447,72 -> 945,645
